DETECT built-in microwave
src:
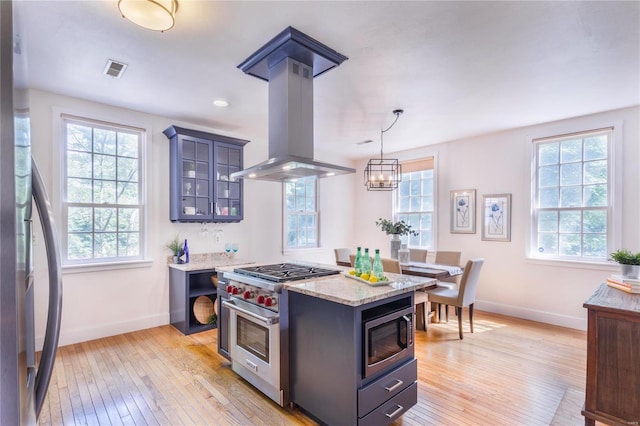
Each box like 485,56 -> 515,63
362,299 -> 414,379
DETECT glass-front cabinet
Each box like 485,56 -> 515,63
164,126 -> 249,222
214,143 -> 243,219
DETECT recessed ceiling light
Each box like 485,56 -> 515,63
213,99 -> 229,107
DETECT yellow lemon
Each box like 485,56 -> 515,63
369,276 -> 378,283
360,273 -> 370,281
349,270 -> 356,276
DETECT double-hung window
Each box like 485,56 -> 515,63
62,115 -> 145,265
531,128 -> 613,261
393,158 -> 434,249
284,178 -> 318,249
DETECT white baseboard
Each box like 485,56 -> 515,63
37,313 -> 170,349
474,300 -> 587,331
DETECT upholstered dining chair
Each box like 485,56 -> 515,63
409,248 -> 428,263
334,248 -> 351,265
427,258 -> 484,339
434,250 -> 462,288
380,257 -> 401,274
414,290 -> 431,331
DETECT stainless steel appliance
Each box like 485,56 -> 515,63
362,303 -> 414,378
1,3 -> 63,424
232,26 -> 355,182
221,263 -> 340,406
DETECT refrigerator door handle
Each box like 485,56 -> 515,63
31,157 -> 63,418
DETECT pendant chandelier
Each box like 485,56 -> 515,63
364,109 -> 404,191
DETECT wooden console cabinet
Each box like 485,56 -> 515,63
582,283 -> 640,425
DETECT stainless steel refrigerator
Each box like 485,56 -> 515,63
1,1 -> 63,424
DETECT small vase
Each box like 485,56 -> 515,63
621,264 -> 640,279
172,255 -> 179,264
390,234 -> 401,260
398,244 -> 410,264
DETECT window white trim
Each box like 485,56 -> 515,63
393,157 -> 435,250
52,107 -> 152,266
282,178 -> 320,252
527,121 -> 622,262
62,259 -> 154,274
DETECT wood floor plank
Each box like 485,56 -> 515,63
38,311 -> 600,425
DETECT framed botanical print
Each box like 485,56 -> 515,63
450,189 -> 476,233
482,193 -> 511,242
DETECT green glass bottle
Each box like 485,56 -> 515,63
354,247 -> 363,276
362,248 -> 372,275
373,248 -> 384,280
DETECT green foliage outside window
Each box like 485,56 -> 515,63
64,118 -> 143,263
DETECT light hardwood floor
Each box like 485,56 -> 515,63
38,311 -> 591,425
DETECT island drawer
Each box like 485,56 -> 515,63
358,381 -> 417,425
358,358 -> 416,417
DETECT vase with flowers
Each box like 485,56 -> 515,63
375,218 -> 419,260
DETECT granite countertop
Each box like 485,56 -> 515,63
167,252 -> 255,272
214,260 -> 437,306
285,271 -> 437,306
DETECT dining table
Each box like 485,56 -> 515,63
337,260 -> 463,280
399,262 -> 464,280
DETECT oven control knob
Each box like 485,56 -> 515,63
231,286 -> 241,295
265,297 -> 277,307
226,285 -> 233,293
243,290 -> 255,300
257,295 -> 266,304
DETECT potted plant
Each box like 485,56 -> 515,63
207,313 -> 217,326
166,234 -> 183,264
376,218 -> 419,260
610,249 -> 640,278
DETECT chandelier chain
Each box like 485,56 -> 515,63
379,109 -> 403,159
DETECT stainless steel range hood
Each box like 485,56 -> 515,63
231,27 -> 355,182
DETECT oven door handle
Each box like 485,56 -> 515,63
223,299 -> 280,326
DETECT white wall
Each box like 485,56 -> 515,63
353,106 -> 639,330
30,87 -> 637,345
29,89 -> 356,347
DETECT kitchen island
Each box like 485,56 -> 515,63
286,271 -> 437,426
215,262 -> 436,425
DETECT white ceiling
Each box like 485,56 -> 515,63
13,1 -> 640,161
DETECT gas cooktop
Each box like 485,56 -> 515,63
233,263 -> 340,283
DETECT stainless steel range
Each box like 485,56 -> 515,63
220,263 -> 340,406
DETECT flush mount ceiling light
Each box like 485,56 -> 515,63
118,0 -> 178,32
213,99 -> 229,107
364,109 -> 404,191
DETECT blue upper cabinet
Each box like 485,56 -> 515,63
163,126 -> 249,223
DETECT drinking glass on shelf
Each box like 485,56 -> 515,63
232,243 -> 239,253
225,243 -> 231,253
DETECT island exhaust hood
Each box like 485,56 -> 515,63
231,27 -> 355,182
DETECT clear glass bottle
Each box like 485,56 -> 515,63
362,248 -> 372,275
354,247 -> 363,275
372,248 -> 384,279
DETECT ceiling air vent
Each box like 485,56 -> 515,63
103,59 -> 128,78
